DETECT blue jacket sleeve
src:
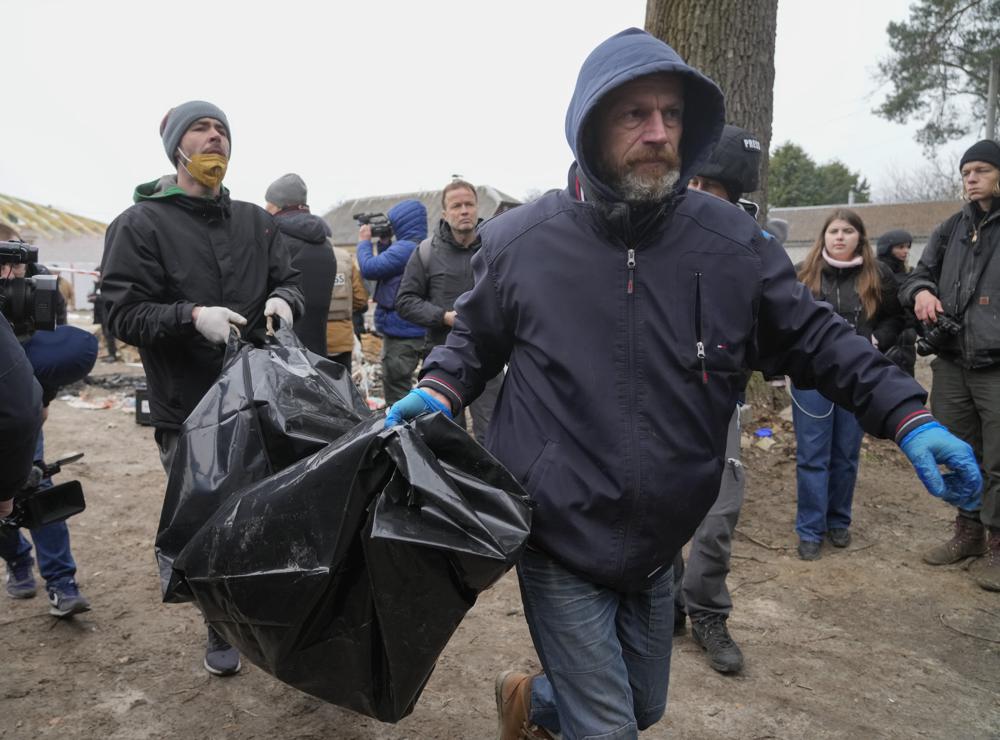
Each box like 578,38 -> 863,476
751,235 -> 928,440
356,240 -> 416,281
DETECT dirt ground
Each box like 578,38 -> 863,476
2,354 -> 999,740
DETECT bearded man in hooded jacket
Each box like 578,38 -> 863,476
385,30 -> 981,740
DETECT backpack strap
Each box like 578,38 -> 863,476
418,237 -> 433,271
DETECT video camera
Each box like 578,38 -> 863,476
352,212 -> 393,240
915,313 -> 962,356
0,240 -> 58,338
1,453 -> 86,530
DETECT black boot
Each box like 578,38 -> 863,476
691,614 -> 744,674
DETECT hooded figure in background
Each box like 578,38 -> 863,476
384,29 -> 979,739
876,228 -> 917,375
877,228 -> 913,277
355,199 -> 428,405
265,173 -> 337,356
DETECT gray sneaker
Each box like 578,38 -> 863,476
204,626 -> 241,676
692,614 -> 744,674
47,580 -> 91,617
5,555 -> 37,599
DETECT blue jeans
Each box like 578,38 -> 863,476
518,547 -> 673,739
791,385 -> 865,542
0,430 -> 77,588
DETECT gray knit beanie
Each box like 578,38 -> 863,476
159,101 -> 230,165
265,173 -> 308,208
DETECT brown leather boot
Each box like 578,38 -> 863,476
972,528 -> 1000,592
923,515 -> 987,565
495,671 -> 553,740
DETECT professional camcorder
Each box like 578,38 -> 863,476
915,313 -> 962,356
352,212 -> 393,240
0,240 -> 58,337
1,453 -> 86,530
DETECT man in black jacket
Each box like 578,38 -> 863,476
395,180 -> 502,444
101,100 -> 303,678
385,30 -> 981,739
673,124 -> 762,675
265,173 -> 336,356
901,139 -> 1000,591
0,318 -> 42,521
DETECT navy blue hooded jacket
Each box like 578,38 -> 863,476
420,28 -> 929,591
356,199 -> 427,338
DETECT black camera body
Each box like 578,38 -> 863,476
915,313 -> 962,356
0,240 -> 57,337
352,212 -> 393,240
1,454 -> 86,530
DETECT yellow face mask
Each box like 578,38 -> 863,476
178,150 -> 228,189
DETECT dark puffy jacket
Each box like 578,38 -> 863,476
901,201 -> 1000,368
273,207 -> 336,355
356,200 -> 427,338
419,28 -> 928,592
798,260 -> 904,350
0,318 -> 43,502
101,177 -> 304,430
395,219 -> 482,348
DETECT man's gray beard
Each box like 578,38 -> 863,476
608,168 -> 681,204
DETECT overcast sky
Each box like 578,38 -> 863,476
2,0 -> 981,225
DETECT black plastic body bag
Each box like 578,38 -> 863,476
156,329 -> 532,721
155,328 -> 372,602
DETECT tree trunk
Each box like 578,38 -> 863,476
645,0 -> 778,221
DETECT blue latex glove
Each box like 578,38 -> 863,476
384,388 -> 453,428
900,422 -> 982,510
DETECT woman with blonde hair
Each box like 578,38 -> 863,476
792,208 -> 904,560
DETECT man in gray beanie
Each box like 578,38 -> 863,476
265,174 -> 337,356
100,100 -> 304,678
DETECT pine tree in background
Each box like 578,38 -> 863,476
876,0 -> 1000,148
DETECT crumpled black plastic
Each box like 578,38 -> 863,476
155,328 -> 371,602
155,328 -> 532,721
173,413 -> 531,722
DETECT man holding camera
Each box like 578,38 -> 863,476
901,139 -> 1000,591
100,100 -> 303,675
395,180 -> 503,444
356,200 -> 427,405
0,303 -> 43,531
1,224 -> 98,618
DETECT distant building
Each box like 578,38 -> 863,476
323,185 -> 521,249
1,193 -> 107,308
770,199 -> 962,264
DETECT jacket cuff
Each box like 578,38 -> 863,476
889,405 -> 935,445
177,301 -> 198,334
417,375 -> 464,415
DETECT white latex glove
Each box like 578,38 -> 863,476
265,296 -> 294,327
194,306 -> 247,344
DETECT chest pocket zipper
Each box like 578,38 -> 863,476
695,271 -> 707,384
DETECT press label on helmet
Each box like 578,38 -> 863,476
743,138 -> 761,152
